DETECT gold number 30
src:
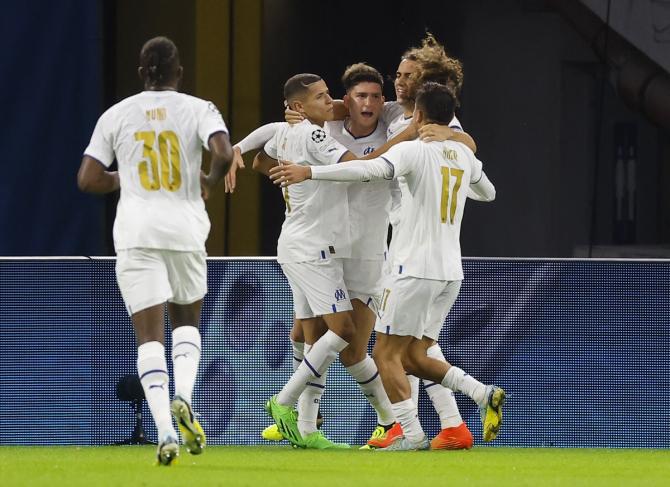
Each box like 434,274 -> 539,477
440,167 -> 464,224
134,130 -> 182,191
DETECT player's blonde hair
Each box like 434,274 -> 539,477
403,33 -> 464,100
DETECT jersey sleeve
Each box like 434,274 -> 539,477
305,128 -> 348,165
470,155 -> 484,184
83,110 -> 115,168
235,122 -> 282,154
449,115 -> 463,132
198,101 -> 229,149
381,101 -> 405,127
379,142 -> 414,179
263,132 -> 279,160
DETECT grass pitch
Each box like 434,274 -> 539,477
0,446 -> 668,487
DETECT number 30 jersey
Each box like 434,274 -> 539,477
382,139 -> 484,281
84,91 -> 228,251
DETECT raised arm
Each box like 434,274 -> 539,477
469,170 -> 496,202
418,124 -> 477,153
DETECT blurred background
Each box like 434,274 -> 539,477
2,0 -> 669,258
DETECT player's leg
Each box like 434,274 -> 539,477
339,298 -> 398,448
269,260 -> 353,447
165,250 -> 208,454
117,248 -> 178,465
422,339 -> 473,449
416,279 -> 472,449
296,318 -> 328,440
405,281 -> 505,442
263,317 -> 307,442
372,332 -> 428,450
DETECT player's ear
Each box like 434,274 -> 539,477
293,100 -> 305,114
343,93 -> 350,109
137,66 -> 144,82
414,108 -> 424,126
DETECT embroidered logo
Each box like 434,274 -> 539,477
334,288 -> 347,302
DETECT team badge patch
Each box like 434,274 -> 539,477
334,288 -> 347,302
311,129 -> 327,143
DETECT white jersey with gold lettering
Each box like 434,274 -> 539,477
84,90 -> 228,251
381,139 -> 483,281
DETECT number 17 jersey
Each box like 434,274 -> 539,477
382,139 -> 483,281
84,91 -> 228,251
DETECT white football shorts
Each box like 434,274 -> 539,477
281,258 -> 353,319
116,248 -> 207,315
342,258 -> 384,313
375,273 -> 462,340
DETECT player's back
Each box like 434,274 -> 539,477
268,121 -> 351,263
388,139 -> 480,281
96,91 -> 222,251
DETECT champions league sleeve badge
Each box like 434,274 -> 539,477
311,129 -> 327,143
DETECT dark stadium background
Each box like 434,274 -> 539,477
1,0 -> 669,258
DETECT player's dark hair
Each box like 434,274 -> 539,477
341,63 -> 384,93
139,36 -> 180,87
283,73 -> 323,102
415,82 -> 456,125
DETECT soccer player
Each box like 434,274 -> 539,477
258,72 -> 414,449
77,37 -> 233,465
384,35 -> 479,450
233,64 -> 415,448
269,82 -> 504,451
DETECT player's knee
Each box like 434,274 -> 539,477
339,344 -> 365,366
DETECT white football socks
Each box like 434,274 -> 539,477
424,344 -> 463,429
441,366 -> 488,407
346,355 -> 395,426
407,374 -> 420,406
277,330 -> 348,407
391,398 -> 425,443
291,339 -> 305,372
137,341 -> 175,440
297,345 -> 328,437
171,326 -> 201,404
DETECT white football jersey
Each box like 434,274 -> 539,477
387,111 -> 465,229
84,90 -> 228,251
381,139 -> 483,281
326,120 -> 390,260
264,120 -> 350,264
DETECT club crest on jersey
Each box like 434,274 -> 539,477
334,288 -> 347,302
363,146 -> 374,155
311,129 -> 327,143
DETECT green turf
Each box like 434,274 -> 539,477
0,446 -> 668,487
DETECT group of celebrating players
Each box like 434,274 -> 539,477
77,33 -> 502,465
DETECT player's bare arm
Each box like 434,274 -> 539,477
77,156 -> 120,194
252,150 -> 279,176
202,131 -> 234,194
419,124 -> 477,153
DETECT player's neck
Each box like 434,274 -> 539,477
402,102 -> 415,118
145,84 -> 178,92
345,117 -> 377,138
306,116 -> 326,127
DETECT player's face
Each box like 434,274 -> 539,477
395,59 -> 419,106
344,82 -> 384,131
301,80 -> 334,125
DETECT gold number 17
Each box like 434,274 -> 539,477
440,167 -> 464,224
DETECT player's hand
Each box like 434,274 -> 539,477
419,124 -> 454,142
285,106 -> 304,125
269,160 -> 311,186
224,146 -> 245,193
200,170 -> 211,200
